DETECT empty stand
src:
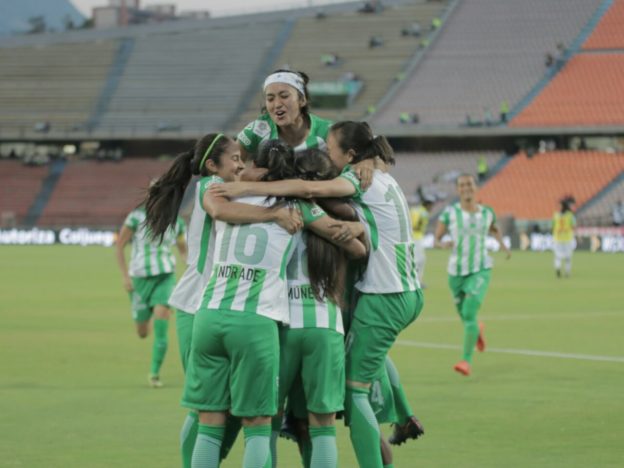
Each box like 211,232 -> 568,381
477,151 -> 624,219
583,0 -> 624,50
0,41 -> 118,136
511,53 -> 624,127
578,175 -> 624,225
374,0 -> 603,127
38,158 -> 172,228
0,160 -> 48,225
232,1 -> 447,132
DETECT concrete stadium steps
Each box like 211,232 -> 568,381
373,0 -> 603,127
0,160 -> 48,225
96,22 -> 284,137
510,53 -> 624,127
37,159 -> 172,228
583,0 -> 624,50
230,1 -> 447,133
578,173 -> 624,225
0,41 -> 118,133
477,151 -> 624,220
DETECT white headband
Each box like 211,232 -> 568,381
263,72 -> 305,96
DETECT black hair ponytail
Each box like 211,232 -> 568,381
331,120 -> 395,166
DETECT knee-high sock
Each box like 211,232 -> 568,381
345,386 -> 383,468
219,414 -> 241,461
181,411 -> 199,468
151,318 -> 169,376
554,256 -> 562,270
385,357 -> 413,424
243,425 -> 272,468
300,435 -> 312,468
564,257 -> 572,275
269,416 -> 281,468
461,295 -> 481,363
192,424 -> 224,468
310,426 -> 337,468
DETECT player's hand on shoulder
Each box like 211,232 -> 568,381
274,206 -> 303,234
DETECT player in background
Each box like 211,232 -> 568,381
114,198 -> 187,388
552,197 -> 576,278
142,133 -> 302,468
211,122 -> 425,468
181,141 -> 366,468
434,174 -> 511,377
410,196 -> 434,286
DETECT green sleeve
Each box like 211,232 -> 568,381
297,200 -> 327,226
198,176 -> 224,206
176,217 -> 187,237
338,167 -> 362,198
124,211 -> 139,230
440,208 -> 450,226
487,206 -> 497,225
237,122 -> 261,153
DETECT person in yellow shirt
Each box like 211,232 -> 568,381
552,198 -> 576,278
411,197 -> 434,285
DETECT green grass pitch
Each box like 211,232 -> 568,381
1,246 -> 623,467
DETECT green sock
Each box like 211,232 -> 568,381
300,436 -> 312,468
385,357 -> 413,424
180,412 -> 199,468
192,424 -> 224,468
384,465 -> 395,468
345,386 -> 383,468
461,295 -> 481,363
243,425 -> 271,468
150,318 -> 169,376
309,426 -> 337,468
219,414 -> 241,461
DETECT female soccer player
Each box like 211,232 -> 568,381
211,121 -> 425,468
142,133 -> 302,467
434,173 -> 511,377
115,199 -> 187,388
181,140 -> 367,468
552,197 -> 576,278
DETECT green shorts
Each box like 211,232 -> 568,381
176,310 -> 195,372
346,290 -> 424,383
369,365 -> 398,424
182,309 -> 279,418
129,273 -> 175,323
448,270 -> 491,311
279,327 -> 345,415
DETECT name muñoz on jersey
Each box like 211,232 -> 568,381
340,166 -> 421,294
200,197 -> 324,323
286,233 -> 344,334
168,175 -> 222,314
440,202 -> 496,277
124,207 -> 186,278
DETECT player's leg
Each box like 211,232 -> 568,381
148,273 -> 176,385
564,241 -> 574,277
176,309 -> 198,468
386,356 -> 425,445
227,312 -> 279,468
554,244 -> 563,277
345,292 -> 423,468
130,277 -> 151,338
303,328 -> 344,468
181,309 -> 230,468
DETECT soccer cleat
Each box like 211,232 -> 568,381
453,360 -> 471,376
388,416 -> 425,446
148,374 -> 163,388
476,322 -> 486,352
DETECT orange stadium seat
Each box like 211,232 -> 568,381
511,54 -> 624,127
583,0 -> 624,50
0,161 -> 48,225
476,151 -> 624,219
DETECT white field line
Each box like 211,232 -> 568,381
396,340 -> 624,363
417,311 -> 623,323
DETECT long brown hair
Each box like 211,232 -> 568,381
143,133 -> 232,241
330,121 -> 395,165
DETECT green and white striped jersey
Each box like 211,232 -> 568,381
200,198 -> 325,323
440,202 -> 496,276
339,166 -> 420,294
286,233 -> 344,334
169,176 -> 222,314
237,113 -> 332,155
124,207 -> 186,278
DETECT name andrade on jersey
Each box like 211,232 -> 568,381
216,264 -> 263,282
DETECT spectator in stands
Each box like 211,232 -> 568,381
401,22 -> 421,37
115,194 -> 188,389
552,197 -> 576,278
499,100 -> 509,123
399,112 -> 420,124
545,52 -> 555,67
431,17 -> 442,30
477,155 -> 489,182
369,35 -> 384,48
321,52 -> 340,67
612,200 -> 624,226
483,107 -> 494,126
359,1 -> 382,14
